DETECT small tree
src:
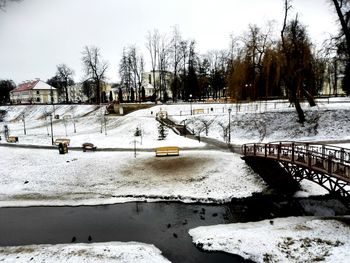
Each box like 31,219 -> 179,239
199,118 -> 214,136
0,79 -> 15,104
158,123 -> 168,140
134,126 -> 142,137
218,122 -> 228,142
118,88 -> 123,103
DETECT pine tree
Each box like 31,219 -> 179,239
158,123 -> 168,140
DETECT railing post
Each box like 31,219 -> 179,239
322,145 -> 325,158
265,144 -> 267,158
244,144 -> 247,155
277,142 -> 281,160
340,148 -> 345,163
328,155 -> 332,174
292,142 -> 295,163
253,144 -> 256,156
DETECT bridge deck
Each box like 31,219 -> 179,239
242,142 -> 350,183
242,142 -> 350,198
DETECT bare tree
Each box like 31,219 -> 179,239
330,0 -> 350,93
280,0 -> 315,123
119,46 -> 144,102
170,25 -> 183,101
217,121 -> 228,141
146,29 -> 160,98
81,46 -> 109,104
199,118 -> 215,136
56,64 -> 74,103
129,46 -> 144,102
158,34 -> 171,101
119,48 -> 133,101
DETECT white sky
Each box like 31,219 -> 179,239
0,0 -> 339,84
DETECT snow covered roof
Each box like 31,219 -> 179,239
11,79 -> 55,93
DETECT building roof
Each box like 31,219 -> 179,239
11,79 -> 55,93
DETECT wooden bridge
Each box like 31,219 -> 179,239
242,142 -> 350,198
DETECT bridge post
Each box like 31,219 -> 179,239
328,155 -> 333,173
265,144 -> 267,158
253,144 -> 256,156
292,142 -> 295,163
277,142 -> 281,160
341,148 -> 345,163
244,144 -> 247,155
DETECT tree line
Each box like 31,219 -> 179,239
1,0 -> 349,122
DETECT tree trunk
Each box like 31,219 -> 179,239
302,87 -> 316,107
332,0 -> 350,56
291,89 -> 305,123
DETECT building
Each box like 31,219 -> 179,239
10,79 -> 58,104
142,70 -> 173,100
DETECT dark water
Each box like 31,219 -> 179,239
0,195 -> 348,263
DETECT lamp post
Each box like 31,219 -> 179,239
22,113 -> 26,135
47,113 -> 54,145
228,108 -> 232,143
189,94 -> 192,115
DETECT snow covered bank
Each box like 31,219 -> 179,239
189,216 -> 350,263
0,104 -> 205,148
171,107 -> 350,144
0,242 -> 170,263
0,147 -> 266,207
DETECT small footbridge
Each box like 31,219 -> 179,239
241,142 -> 350,198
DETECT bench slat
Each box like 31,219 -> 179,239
155,146 -> 179,157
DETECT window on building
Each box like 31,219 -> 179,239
36,97 -> 40,102
36,91 -> 40,95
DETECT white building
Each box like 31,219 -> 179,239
142,70 -> 173,100
10,79 -> 58,104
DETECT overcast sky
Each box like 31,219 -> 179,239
0,0 -> 338,84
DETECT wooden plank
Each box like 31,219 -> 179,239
54,138 -> 70,146
155,146 -> 180,157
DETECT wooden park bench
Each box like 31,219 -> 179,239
54,138 -> 70,146
7,136 -> 18,143
82,142 -> 97,152
155,146 -> 180,157
193,108 -> 204,115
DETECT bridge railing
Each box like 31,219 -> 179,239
242,142 -> 350,183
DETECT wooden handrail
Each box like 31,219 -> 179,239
242,141 -> 350,183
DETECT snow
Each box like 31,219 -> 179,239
0,147 -> 266,207
189,216 -> 350,263
0,242 -> 170,263
1,99 -> 350,262
1,98 -> 350,148
168,100 -> 350,144
0,104 -> 205,148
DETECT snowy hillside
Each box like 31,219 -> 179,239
1,98 -> 350,149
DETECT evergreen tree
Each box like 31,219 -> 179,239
158,123 -> 168,140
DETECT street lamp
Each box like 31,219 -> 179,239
22,113 -> 26,135
47,113 -> 54,145
228,108 -> 232,143
189,94 -> 192,115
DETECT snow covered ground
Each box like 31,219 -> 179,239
0,104 -> 205,148
0,242 -> 170,263
1,98 -> 350,149
189,216 -> 350,263
0,147 -> 266,207
1,99 -> 350,262
168,99 -> 350,144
